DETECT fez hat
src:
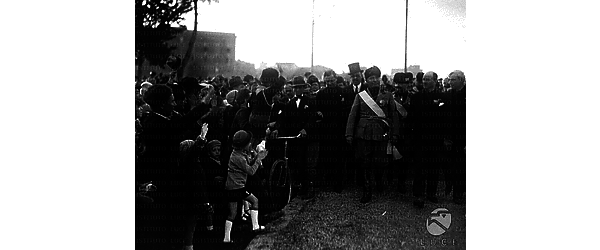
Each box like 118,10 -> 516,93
348,62 -> 363,75
364,66 -> 382,79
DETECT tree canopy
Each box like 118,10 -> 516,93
135,0 -> 193,68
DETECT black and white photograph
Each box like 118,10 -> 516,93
135,0 -> 466,249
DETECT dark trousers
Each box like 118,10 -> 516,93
390,141 -> 416,191
318,134 -> 348,188
355,139 -> 387,192
413,145 -> 444,199
445,149 -> 467,199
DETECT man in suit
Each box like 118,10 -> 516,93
411,71 -> 448,208
444,70 -> 466,204
344,62 -> 367,187
270,76 -> 317,198
346,66 -> 400,203
316,70 -> 349,193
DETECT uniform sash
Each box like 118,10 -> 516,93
358,91 -> 401,159
358,91 -> 386,118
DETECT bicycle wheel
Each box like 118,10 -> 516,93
268,159 -> 292,210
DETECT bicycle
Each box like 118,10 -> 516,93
265,134 -> 301,211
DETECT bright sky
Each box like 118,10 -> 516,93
182,0 -> 466,77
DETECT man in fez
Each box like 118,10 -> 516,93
346,66 -> 400,203
392,72 -> 417,194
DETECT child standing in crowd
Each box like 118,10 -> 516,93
223,130 -> 268,243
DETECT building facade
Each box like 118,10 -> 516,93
137,30 -> 236,79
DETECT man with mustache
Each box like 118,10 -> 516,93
346,66 -> 400,203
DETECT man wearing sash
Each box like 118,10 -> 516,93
346,66 -> 400,203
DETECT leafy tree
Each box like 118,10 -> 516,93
135,0 -> 193,83
135,0 -> 217,83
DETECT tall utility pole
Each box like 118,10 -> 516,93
404,0 -> 408,73
311,0 -> 315,73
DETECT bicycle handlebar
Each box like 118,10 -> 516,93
270,134 -> 302,140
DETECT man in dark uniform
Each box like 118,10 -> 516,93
444,70 -> 466,204
392,72 -> 417,194
411,71 -> 447,208
316,70 -> 349,193
346,66 -> 400,203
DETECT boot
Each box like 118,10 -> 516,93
223,220 -> 233,243
249,210 -> 267,234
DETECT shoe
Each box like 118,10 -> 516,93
427,196 -> 438,203
223,240 -> 234,244
360,191 -> 372,203
413,198 -> 425,208
252,225 -> 269,234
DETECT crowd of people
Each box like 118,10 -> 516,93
135,62 -> 466,250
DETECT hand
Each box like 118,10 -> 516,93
257,150 -> 268,161
267,122 -> 276,128
316,111 -> 323,117
270,130 -> 279,139
346,136 -> 353,145
299,129 -> 307,138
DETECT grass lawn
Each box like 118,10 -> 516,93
252,185 -> 466,250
